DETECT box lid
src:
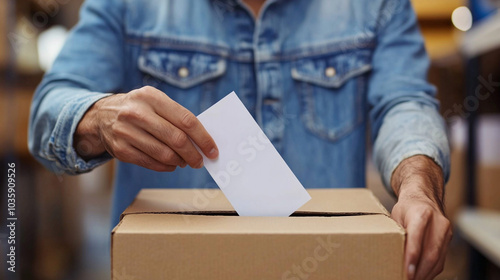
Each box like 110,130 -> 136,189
120,188 -> 390,218
114,188 -> 403,236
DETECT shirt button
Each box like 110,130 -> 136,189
325,67 -> 336,77
178,67 -> 189,78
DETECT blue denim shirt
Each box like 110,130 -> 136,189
29,0 -> 450,226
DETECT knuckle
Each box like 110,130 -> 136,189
443,218 -> 451,229
110,122 -> 121,135
420,208 -> 433,220
179,111 -> 197,130
427,249 -> 440,264
171,131 -> 189,149
407,250 -> 418,262
198,137 -> 214,150
116,107 -> 129,122
130,86 -> 157,101
111,123 -> 129,139
142,85 -> 154,92
117,104 -> 141,122
160,149 -> 177,164
186,152 -> 203,168
130,109 -> 147,122
136,85 -> 154,95
112,143 -> 128,159
129,88 -> 145,100
193,156 -> 203,168
137,156 -> 152,169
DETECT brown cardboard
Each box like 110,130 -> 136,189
112,189 -> 405,280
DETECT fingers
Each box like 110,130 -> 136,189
131,113 -> 205,168
150,90 -> 218,159
404,208 -> 432,280
404,208 -> 451,280
117,124 -> 187,167
420,218 -> 453,280
112,142 -> 177,172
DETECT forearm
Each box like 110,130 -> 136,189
28,84 -> 113,174
373,101 -> 450,195
391,155 -> 445,212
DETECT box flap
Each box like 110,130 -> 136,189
120,188 -> 389,220
115,213 -> 404,235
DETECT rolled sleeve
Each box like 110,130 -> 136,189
51,89 -> 113,174
368,0 -> 451,194
373,102 -> 451,193
28,0 -> 124,175
30,85 -> 113,175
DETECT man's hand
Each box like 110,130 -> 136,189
73,86 -> 219,171
390,155 -> 452,280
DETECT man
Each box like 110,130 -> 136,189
29,0 -> 452,279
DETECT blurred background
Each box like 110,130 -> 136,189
0,0 -> 499,279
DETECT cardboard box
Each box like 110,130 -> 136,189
112,189 -> 405,280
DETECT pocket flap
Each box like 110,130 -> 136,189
291,49 -> 372,88
138,49 -> 226,89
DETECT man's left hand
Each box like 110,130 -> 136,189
390,155 -> 453,280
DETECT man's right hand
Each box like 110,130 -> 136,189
73,86 -> 219,172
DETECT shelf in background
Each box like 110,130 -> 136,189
456,208 -> 500,268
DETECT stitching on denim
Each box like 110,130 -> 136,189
292,64 -> 372,88
125,33 -> 375,62
138,56 -> 227,89
298,75 -> 366,142
355,74 -> 365,127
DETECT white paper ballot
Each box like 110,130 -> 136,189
196,92 -> 311,216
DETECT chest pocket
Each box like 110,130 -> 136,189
138,48 -> 226,89
291,49 -> 372,141
136,41 -> 228,113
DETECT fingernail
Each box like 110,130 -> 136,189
208,148 -> 218,158
196,161 -> 204,169
408,264 -> 416,279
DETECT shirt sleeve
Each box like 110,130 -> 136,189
368,0 -> 451,194
28,0 -> 125,175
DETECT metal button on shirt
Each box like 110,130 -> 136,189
325,67 -> 336,77
178,67 -> 189,78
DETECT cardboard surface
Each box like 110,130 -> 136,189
112,189 -> 405,280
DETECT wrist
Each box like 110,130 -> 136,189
74,98 -> 107,160
391,155 -> 445,211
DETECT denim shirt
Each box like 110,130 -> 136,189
29,0 -> 450,226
